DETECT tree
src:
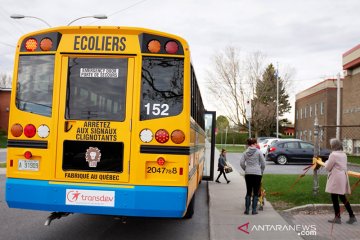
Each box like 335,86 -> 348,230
206,47 -> 250,130
252,64 -> 291,136
0,73 -> 11,89
216,115 -> 229,146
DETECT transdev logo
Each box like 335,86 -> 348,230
66,189 -> 115,207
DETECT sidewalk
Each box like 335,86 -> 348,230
208,169 -> 302,240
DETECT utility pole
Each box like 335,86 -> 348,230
313,116 -> 320,196
336,73 -> 341,139
276,65 -> 279,138
246,99 -> 252,138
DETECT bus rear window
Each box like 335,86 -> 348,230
140,57 -> 184,120
66,57 -> 128,121
16,55 -> 55,117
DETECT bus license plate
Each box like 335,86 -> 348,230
18,160 -> 39,171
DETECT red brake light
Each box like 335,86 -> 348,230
165,41 -> 179,54
25,38 -> 38,51
24,151 -> 32,159
40,38 -> 53,51
155,129 -> 169,143
269,147 -> 276,152
24,124 -> 36,138
157,157 -> 165,166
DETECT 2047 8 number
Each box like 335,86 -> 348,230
147,167 -> 177,174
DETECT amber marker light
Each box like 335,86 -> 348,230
25,38 -> 38,51
171,130 -> 185,144
147,40 -> 161,53
11,123 -> 23,137
40,38 -> 53,51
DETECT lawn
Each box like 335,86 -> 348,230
263,174 -> 360,210
348,155 -> 360,165
0,163 -> 5,168
215,144 -> 245,153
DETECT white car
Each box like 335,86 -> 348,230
259,138 -> 277,155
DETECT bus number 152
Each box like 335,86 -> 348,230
144,103 -> 169,116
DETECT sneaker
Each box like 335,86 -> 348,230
346,216 -> 357,224
227,180 -> 231,184
328,217 -> 341,224
215,180 -> 221,183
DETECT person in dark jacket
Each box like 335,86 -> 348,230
240,138 -> 265,215
215,149 -> 231,184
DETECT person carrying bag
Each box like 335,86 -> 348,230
215,149 -> 231,184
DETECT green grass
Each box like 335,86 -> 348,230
216,144 -> 245,153
0,163 -> 6,168
0,130 -> 7,148
348,155 -> 360,165
263,174 -> 360,210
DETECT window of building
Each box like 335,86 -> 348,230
304,106 -> 307,118
315,103 -> 318,116
309,105 -> 312,117
320,101 -> 324,115
300,108 -> 303,119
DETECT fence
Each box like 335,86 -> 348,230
313,123 -> 360,195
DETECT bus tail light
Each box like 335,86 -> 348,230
165,41 -> 179,54
155,129 -> 169,143
24,151 -> 32,159
24,124 -> 36,138
11,123 -> 23,137
25,38 -> 38,51
171,130 -> 185,144
157,157 -> 165,166
40,38 -> 53,51
147,40 -> 161,53
37,124 -> 50,138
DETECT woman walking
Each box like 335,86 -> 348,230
325,138 -> 357,224
240,138 -> 265,215
215,149 -> 231,184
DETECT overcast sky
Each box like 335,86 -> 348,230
1,0 -> 359,121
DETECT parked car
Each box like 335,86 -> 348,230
258,138 -> 277,155
264,138 -> 301,156
266,140 -> 331,165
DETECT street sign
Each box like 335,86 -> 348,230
245,99 -> 252,120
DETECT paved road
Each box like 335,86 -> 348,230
0,174 -> 210,240
0,149 -> 6,163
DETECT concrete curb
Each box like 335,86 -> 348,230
284,204 -> 360,213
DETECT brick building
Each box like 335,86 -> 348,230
295,79 -> 343,147
0,88 -> 11,132
342,44 -> 360,154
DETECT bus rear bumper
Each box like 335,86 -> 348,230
6,178 -> 187,218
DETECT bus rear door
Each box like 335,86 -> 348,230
55,55 -> 134,183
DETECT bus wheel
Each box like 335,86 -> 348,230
183,194 -> 195,219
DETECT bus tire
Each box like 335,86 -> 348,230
183,194 -> 195,219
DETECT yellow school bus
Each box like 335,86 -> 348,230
6,26 -> 209,222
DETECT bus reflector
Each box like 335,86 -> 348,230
155,129 -> 169,143
25,38 -> 38,51
11,123 -> 23,137
37,124 -> 50,138
157,157 -> 165,166
140,128 -> 153,143
165,41 -> 179,54
179,167 -> 183,175
171,130 -> 185,144
24,124 -> 36,138
10,160 -> 13,167
24,151 -> 32,159
40,38 -> 53,51
147,40 -> 161,53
